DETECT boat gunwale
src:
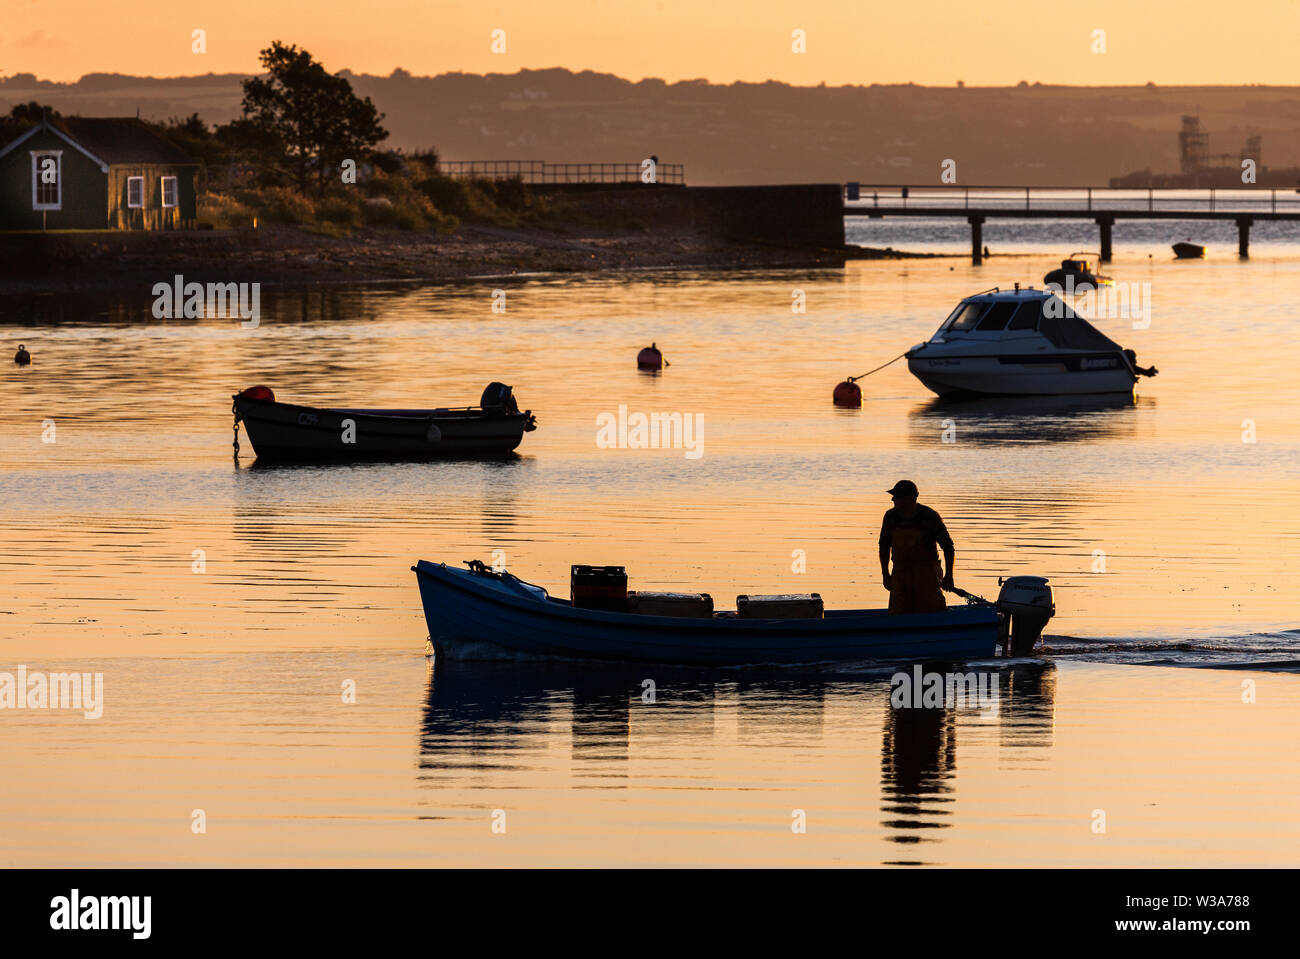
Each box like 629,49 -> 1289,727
232,394 -> 527,424
412,560 -> 1001,634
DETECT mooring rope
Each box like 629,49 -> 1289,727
848,351 -> 909,383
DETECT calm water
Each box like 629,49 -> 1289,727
2,236 -> 1299,865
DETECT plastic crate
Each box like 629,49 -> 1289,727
735,593 -> 824,619
570,565 -> 628,612
627,591 -> 714,618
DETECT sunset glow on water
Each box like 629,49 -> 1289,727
3,251 -> 1298,867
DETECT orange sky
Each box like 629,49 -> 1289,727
4,0 -> 1298,86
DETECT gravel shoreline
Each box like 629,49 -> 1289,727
0,223 -> 947,297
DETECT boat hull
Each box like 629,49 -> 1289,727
1043,269 -> 1112,289
413,561 -> 1000,666
907,352 -> 1136,396
233,396 -> 533,461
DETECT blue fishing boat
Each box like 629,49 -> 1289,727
412,560 -> 1056,666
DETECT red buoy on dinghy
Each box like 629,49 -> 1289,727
239,385 -> 275,402
637,343 -> 664,370
832,379 -> 862,408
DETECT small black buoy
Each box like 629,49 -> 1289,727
14,344 -> 30,365
637,342 -> 664,370
833,378 -> 862,408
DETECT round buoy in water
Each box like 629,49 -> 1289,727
833,379 -> 862,408
637,342 -> 664,370
240,385 -> 276,402
14,344 -> 31,365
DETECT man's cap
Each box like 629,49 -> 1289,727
886,479 -> 918,497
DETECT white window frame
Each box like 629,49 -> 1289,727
161,175 -> 178,209
126,176 -> 145,209
30,150 -> 63,210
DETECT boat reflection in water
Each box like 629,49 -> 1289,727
906,392 -> 1149,447
418,658 -> 1057,863
880,662 -> 1057,864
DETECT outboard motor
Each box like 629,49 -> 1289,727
480,382 -> 520,414
996,576 -> 1055,657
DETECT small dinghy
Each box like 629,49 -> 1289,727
232,383 -> 536,462
412,560 -> 1056,665
1172,241 -> 1206,259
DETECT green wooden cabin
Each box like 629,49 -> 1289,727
0,117 -> 198,230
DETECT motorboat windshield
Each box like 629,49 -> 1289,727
934,291 -> 1124,350
937,295 -> 1048,337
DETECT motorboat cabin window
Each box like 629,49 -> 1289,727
974,301 -> 1017,331
1007,301 -> 1042,330
945,301 -> 988,332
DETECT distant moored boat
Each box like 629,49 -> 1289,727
1172,242 -> 1206,259
1044,253 -> 1112,291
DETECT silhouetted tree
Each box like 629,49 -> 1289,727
239,41 -> 388,194
9,101 -> 61,123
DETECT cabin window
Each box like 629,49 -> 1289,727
127,176 -> 144,208
1008,301 -> 1042,330
31,151 -> 62,210
161,176 -> 178,208
974,301 -> 1017,331
946,302 -> 988,331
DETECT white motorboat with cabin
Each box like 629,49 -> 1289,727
905,286 -> 1157,396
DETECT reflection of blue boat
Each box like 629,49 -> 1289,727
412,560 -> 1007,666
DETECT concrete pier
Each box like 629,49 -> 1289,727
844,185 -> 1300,259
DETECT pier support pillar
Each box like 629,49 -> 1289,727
1097,217 -> 1114,263
969,216 -> 984,264
1237,217 -> 1253,258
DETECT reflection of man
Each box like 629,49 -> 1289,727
879,480 -> 955,615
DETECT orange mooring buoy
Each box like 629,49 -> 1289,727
833,378 -> 862,408
637,342 -> 664,370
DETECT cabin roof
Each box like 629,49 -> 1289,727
963,287 -> 1051,301
0,117 -> 196,168
54,117 -> 196,165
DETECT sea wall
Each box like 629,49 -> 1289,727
539,183 -> 846,248
0,229 -> 263,276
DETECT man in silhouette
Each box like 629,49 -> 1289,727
879,480 -> 955,615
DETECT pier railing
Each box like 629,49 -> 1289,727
439,160 -> 686,185
844,184 -> 1300,215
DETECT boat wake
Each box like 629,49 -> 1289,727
1041,629 -> 1300,671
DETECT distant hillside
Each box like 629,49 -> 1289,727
5,70 -> 1300,186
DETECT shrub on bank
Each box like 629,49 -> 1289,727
197,193 -> 255,229
197,169 -> 531,234
238,186 -> 316,225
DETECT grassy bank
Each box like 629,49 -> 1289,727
198,157 -> 557,236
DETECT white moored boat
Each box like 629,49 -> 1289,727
905,286 -> 1157,396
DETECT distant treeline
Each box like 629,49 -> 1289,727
8,67 -> 1300,186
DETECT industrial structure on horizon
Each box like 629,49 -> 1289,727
1111,115 -> 1298,188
